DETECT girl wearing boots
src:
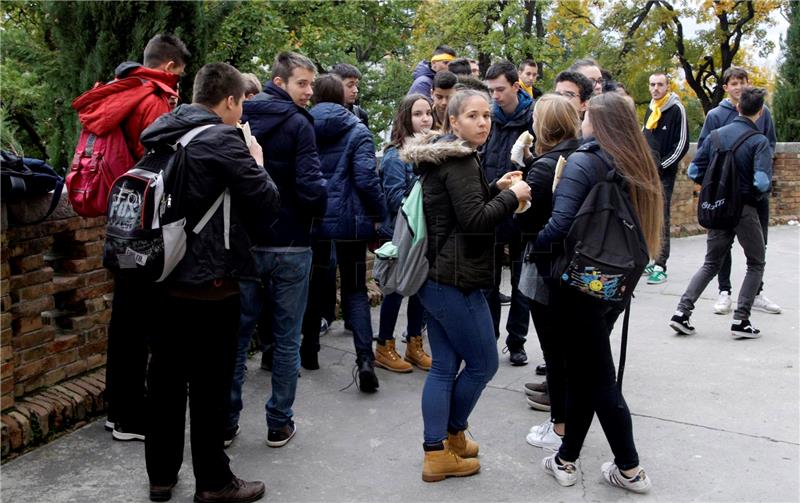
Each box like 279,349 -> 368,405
376,93 -> 434,373
533,92 -> 662,493
399,90 -> 531,482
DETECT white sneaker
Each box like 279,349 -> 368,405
526,421 -> 562,450
542,452 -> 578,487
601,462 -> 652,493
529,419 -> 549,434
752,293 -> 781,314
713,291 -> 732,314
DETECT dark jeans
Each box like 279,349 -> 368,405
417,280 -> 499,443
228,249 -> 312,432
554,288 -> 640,471
718,197 -> 769,294
106,278 -> 154,428
303,240 -> 374,363
378,293 -> 424,341
529,299 -> 566,424
678,205 -> 765,320
485,240 -> 530,346
145,293 -> 238,491
655,168 -> 677,270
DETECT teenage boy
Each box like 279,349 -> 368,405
447,57 -> 473,76
670,87 -> 772,339
141,62 -> 280,503
518,59 -> 543,99
227,52 -> 328,449
332,63 -> 369,127
553,70 -> 594,119
90,34 -> 189,442
568,58 -> 604,95
468,58 -> 481,77
642,72 -> 689,285
408,44 -> 456,97
430,70 -> 457,130
697,67 -> 780,315
483,60 -> 535,365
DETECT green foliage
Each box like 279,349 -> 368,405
774,1 -> 800,141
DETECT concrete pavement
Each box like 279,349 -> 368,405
2,226 -> 798,502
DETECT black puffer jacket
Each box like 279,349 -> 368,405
400,133 -> 518,291
140,104 -> 281,284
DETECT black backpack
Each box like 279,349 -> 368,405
1,151 -> 65,223
697,129 -> 760,230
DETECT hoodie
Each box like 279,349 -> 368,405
400,133 -> 518,291
242,82 -> 328,247
310,102 -> 387,240
140,104 -> 280,284
697,98 -> 777,156
407,60 -> 436,97
642,92 -> 689,173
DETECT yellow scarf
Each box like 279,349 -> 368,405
645,94 -> 671,130
518,79 -> 533,98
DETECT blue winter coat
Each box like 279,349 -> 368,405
310,102 -> 388,240
242,82 -> 327,247
697,99 -> 777,155
407,61 -> 435,97
379,145 -> 417,238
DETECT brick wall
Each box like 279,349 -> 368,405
667,144 -> 800,235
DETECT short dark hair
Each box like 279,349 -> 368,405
454,75 -> 490,93
143,34 -> 190,68
485,60 -> 518,85
331,63 -> 362,80
518,59 -> 537,72
568,57 -> 601,73
448,58 -> 472,76
271,51 -> 317,82
433,45 -> 456,57
311,74 -> 344,106
722,66 -> 749,85
554,71 -> 593,102
739,87 -> 766,116
433,70 -> 458,90
192,63 -> 246,107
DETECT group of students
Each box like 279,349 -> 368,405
92,34 -> 777,503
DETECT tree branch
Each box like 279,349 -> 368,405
563,5 -> 599,30
618,1 -> 658,60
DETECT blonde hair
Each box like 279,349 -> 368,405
586,92 -> 664,258
532,94 -> 580,156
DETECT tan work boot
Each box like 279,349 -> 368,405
422,444 -> 481,482
404,335 -> 432,370
447,430 -> 479,458
375,340 -> 413,373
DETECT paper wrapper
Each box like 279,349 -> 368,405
237,121 -> 253,147
552,155 -> 567,192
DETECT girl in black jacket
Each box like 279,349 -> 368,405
535,92 -> 663,494
400,89 -> 531,482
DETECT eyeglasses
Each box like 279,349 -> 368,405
589,78 -> 606,86
555,90 -> 578,99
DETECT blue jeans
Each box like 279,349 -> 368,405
416,280 -> 499,444
228,248 -> 312,431
378,293 -> 424,341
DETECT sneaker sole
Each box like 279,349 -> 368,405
669,321 -> 695,335
731,330 -> 762,339
422,465 -> 480,482
646,278 -> 667,285
104,420 -> 114,431
526,396 -> 551,412
524,387 -> 547,397
752,306 -> 781,314
510,360 -> 528,366
374,359 -> 413,373
266,425 -> 297,448
112,431 -> 145,441
713,306 -> 732,315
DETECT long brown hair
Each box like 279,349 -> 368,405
533,94 -> 579,156
387,93 -> 432,151
586,92 -> 663,257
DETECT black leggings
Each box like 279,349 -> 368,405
529,299 -> 566,424
554,287 -> 640,471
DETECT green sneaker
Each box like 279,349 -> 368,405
646,265 -> 667,285
642,263 -> 654,276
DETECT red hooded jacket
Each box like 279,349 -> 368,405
72,65 -> 179,160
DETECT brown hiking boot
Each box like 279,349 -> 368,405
193,477 -> 265,503
375,340 -> 413,373
447,430 -> 479,458
404,335 -> 432,370
422,444 -> 481,482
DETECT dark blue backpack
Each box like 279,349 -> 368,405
1,151 -> 65,223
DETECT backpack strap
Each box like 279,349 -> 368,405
616,301 -> 631,397
175,124 -> 216,149
730,129 -> 762,153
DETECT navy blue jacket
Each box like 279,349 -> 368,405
242,82 -> 328,248
688,116 -> 772,205
379,145 -> 417,238
407,60 -> 435,97
310,102 -> 387,240
697,99 -> 777,155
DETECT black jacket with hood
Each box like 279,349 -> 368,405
140,104 -> 280,285
400,133 -> 519,291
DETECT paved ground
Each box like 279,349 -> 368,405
2,226 -> 798,503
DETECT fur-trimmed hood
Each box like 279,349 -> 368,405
398,132 -> 475,174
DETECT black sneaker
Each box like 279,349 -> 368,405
223,425 -> 240,448
357,360 -> 379,393
535,363 -> 547,376
266,421 -> 296,448
731,319 -> 761,339
524,381 -> 548,396
112,423 -> 145,441
509,346 -> 528,366
499,292 -> 512,305
149,478 -> 177,502
669,311 -> 696,335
